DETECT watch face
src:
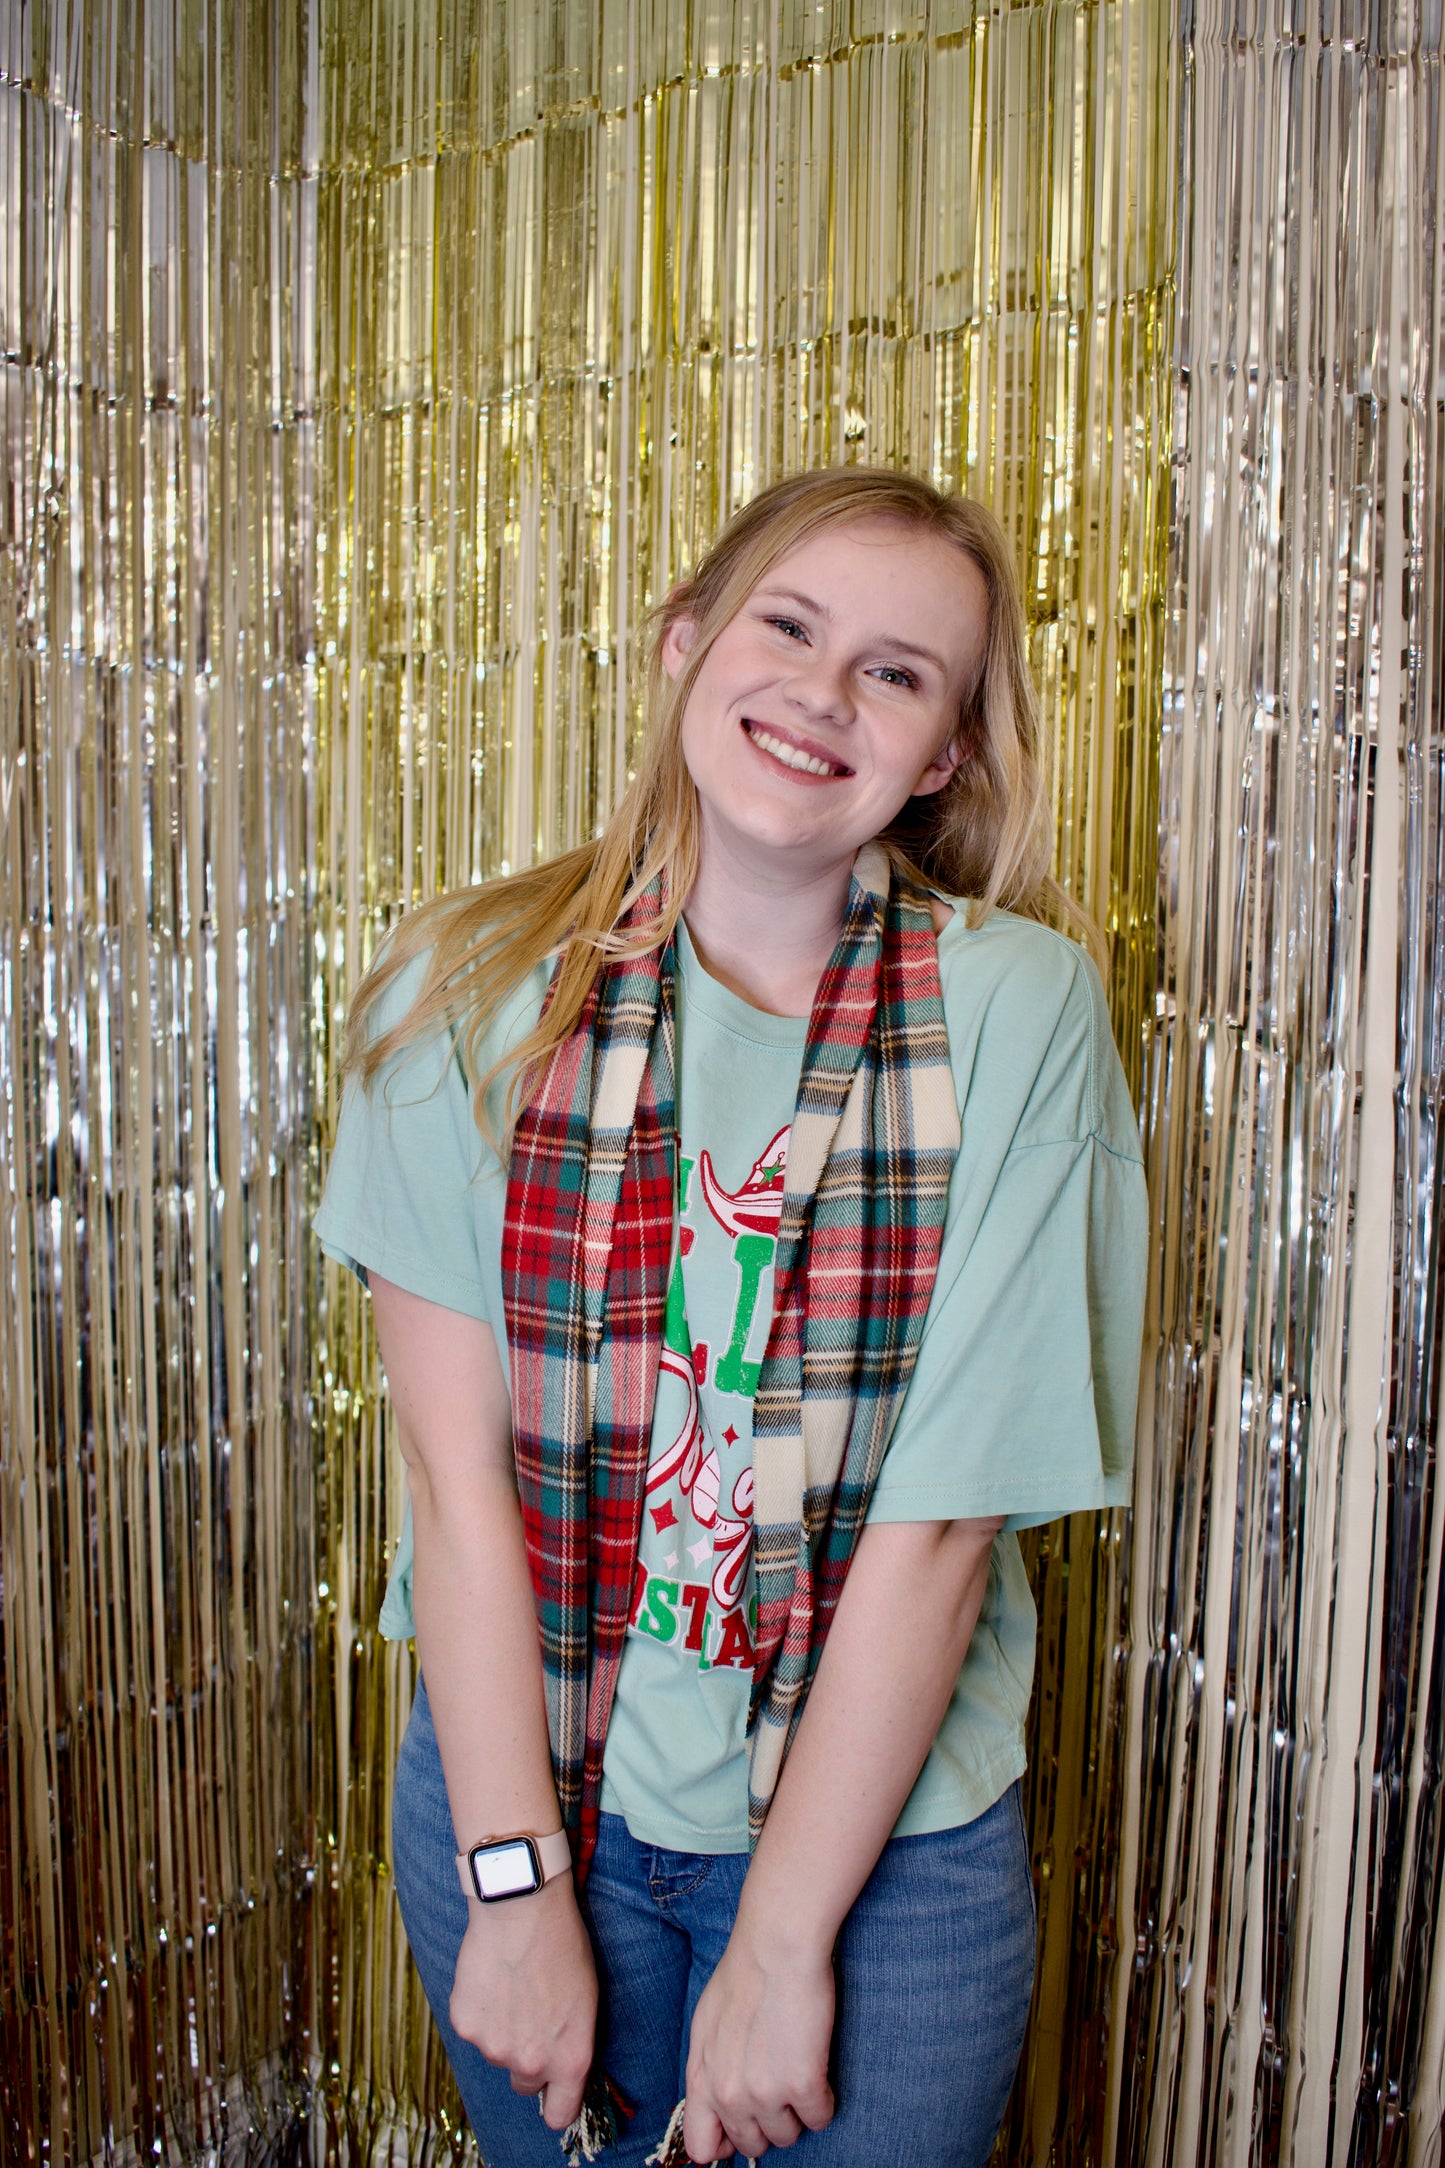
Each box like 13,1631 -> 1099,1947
470,1838 -> 541,1901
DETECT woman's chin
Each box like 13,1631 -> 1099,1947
698,803 -> 868,880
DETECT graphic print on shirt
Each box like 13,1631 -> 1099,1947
628,1125 -> 790,1673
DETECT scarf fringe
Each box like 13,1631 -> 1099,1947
644,2100 -> 689,2167
643,2097 -> 757,2168
560,2068 -> 634,2164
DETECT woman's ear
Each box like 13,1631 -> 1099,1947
911,731 -> 967,799
660,612 -> 700,682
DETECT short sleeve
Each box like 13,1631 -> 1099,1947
867,913 -> 1148,1529
867,1131 -> 1147,1526
313,954 -> 502,1321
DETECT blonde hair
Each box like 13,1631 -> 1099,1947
343,465 -> 1085,1125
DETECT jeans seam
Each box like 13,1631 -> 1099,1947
646,1852 -> 715,1904
1012,1784 -> 1039,1933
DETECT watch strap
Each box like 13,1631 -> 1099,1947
455,1828 -> 572,1899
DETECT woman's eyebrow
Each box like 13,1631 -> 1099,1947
871,634 -> 948,673
756,585 -> 830,618
755,586 -> 947,673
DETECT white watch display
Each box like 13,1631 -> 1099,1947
455,1828 -> 573,1902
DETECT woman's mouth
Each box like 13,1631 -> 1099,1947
741,720 -> 853,779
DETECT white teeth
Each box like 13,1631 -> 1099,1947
748,725 -> 844,776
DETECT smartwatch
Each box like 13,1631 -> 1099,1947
456,1829 -> 573,1902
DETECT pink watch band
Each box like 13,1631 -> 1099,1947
455,1828 -> 572,1900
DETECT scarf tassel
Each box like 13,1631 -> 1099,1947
561,2069 -> 636,2164
643,2100 -> 689,2167
643,2098 -> 757,2168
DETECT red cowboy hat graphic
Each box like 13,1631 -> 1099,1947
697,1125 -> 791,1241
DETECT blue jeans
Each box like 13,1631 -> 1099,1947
393,1678 -> 1036,2167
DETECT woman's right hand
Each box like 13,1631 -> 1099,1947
450,1878 -> 599,2131
365,1280 -> 595,2129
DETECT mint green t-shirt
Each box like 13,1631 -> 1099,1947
314,906 -> 1147,1851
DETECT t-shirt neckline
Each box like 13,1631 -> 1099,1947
674,918 -> 811,1050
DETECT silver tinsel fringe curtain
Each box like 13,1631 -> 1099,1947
1,1 -> 1442,2162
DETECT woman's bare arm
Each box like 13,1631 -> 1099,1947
368,1273 -> 597,2131
683,1513 -> 1006,2162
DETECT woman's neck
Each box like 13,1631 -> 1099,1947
680,846 -> 853,1018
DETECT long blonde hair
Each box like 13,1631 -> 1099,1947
343,466 -> 1082,1123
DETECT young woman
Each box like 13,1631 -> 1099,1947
316,467 -> 1147,2168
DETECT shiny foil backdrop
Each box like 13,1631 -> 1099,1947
1,0 -> 324,2157
2,5 -> 1441,2168
1115,7 -> 1445,2163
309,2 -> 1173,2158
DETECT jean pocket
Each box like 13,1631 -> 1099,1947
645,1850 -> 716,1904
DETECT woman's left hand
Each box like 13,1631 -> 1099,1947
682,1920 -> 836,2160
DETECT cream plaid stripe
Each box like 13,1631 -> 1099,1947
746,845 -> 959,1839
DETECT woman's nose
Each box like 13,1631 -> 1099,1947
785,651 -> 853,721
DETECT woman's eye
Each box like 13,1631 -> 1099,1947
873,664 -> 919,691
765,615 -> 808,641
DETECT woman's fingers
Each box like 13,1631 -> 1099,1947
683,1926 -> 837,2160
537,2073 -> 589,2131
449,1884 -> 598,2125
749,2101 -> 806,2151
682,2099 -> 728,2161
688,2093 -> 810,2156
685,2101 -> 797,2161
791,2069 -> 835,2131
502,2058 -> 587,2127
684,2070 -> 828,2155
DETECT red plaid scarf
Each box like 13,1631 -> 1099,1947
502,843 -> 959,1878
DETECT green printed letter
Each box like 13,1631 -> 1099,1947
714,1234 -> 774,1398
638,1578 -> 680,1643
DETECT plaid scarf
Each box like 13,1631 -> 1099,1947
501,842 -> 960,1879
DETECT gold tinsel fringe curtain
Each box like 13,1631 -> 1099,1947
2,2 -> 1442,2164
2,0 -> 322,2156
1118,12 -> 1445,2160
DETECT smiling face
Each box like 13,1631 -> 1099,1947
664,517 -> 990,886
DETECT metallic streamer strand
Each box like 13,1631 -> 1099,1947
22,3 -> 1445,2165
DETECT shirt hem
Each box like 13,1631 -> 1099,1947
599,1792 -> 752,1855
599,1740 -> 1030,1855
378,1596 -> 415,1641
868,1478 -> 1132,1522
314,1218 -> 491,1322
890,1743 -> 1028,1837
